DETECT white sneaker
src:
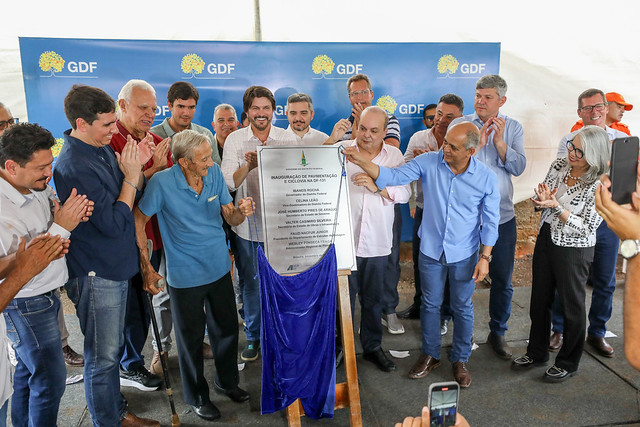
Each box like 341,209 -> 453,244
382,313 -> 405,335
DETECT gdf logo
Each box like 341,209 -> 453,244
376,96 -> 398,114
39,51 -> 97,76
398,104 -> 427,116
181,54 -> 236,79
312,54 -> 363,79
437,54 -> 486,77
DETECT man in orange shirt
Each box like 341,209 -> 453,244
571,92 -> 633,135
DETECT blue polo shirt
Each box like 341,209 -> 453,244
138,164 -> 233,288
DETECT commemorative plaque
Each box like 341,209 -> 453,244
257,145 -> 356,274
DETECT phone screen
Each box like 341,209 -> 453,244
610,136 -> 639,205
429,383 -> 459,427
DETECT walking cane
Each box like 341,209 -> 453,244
145,240 -> 181,426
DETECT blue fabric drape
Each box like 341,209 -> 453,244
259,244 -> 337,419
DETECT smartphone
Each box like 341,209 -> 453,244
428,381 -> 460,427
610,136 -> 639,205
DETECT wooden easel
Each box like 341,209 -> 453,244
285,269 -> 362,426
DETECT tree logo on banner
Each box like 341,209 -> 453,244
51,138 -> 64,158
376,95 -> 398,114
311,54 -> 335,78
437,54 -> 459,76
39,51 -> 65,77
181,54 -> 206,78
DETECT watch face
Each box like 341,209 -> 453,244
621,240 -> 639,258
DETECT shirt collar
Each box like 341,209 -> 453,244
0,175 -> 33,207
172,164 -> 212,191
63,129 -> 104,156
471,111 -> 504,125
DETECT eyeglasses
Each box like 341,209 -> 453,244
0,117 -> 17,130
580,103 -> 606,113
425,115 -> 435,121
349,89 -> 371,98
566,139 -> 584,159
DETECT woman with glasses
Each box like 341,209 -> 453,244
512,125 -> 610,382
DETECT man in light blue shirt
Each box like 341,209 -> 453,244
344,122 -> 500,388
449,74 -> 526,360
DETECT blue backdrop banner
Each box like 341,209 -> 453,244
19,37 -> 500,240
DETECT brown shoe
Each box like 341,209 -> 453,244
586,335 -> 614,358
408,353 -> 441,379
149,351 -> 168,377
203,342 -> 214,359
62,345 -> 84,367
549,332 -> 563,352
452,361 -> 471,388
121,411 -> 160,427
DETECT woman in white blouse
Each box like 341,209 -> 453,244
512,125 -> 610,382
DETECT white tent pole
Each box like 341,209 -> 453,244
254,0 -> 262,41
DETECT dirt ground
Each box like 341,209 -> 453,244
397,199 -> 627,293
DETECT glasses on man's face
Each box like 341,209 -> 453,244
580,103 -> 606,113
0,117 -> 17,130
349,89 -> 371,98
566,139 -> 584,159
425,115 -> 435,121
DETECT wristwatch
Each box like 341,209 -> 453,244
620,239 -> 640,259
479,253 -> 493,262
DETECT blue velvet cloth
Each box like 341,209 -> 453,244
259,244 -> 337,419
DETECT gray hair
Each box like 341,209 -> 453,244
213,103 -> 237,121
476,75 -> 508,99
346,73 -> 372,92
463,130 -> 480,150
361,106 -> 389,129
286,93 -> 314,112
118,79 -> 156,104
171,129 -> 209,163
578,88 -> 606,109
574,125 -> 610,183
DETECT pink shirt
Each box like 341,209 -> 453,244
343,140 -> 411,257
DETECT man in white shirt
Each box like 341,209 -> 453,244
284,93 -> 329,145
221,85 -> 296,361
0,123 -> 92,426
338,106 -> 410,372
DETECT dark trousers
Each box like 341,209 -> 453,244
382,205 -> 402,314
120,250 -> 160,371
488,217 -> 517,335
411,207 -> 451,320
349,256 -> 387,352
527,224 -> 594,373
168,273 -> 239,405
552,221 -> 619,337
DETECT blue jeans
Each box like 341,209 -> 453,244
3,291 -> 65,427
66,275 -> 129,426
419,252 -> 477,363
0,400 -> 7,427
488,218 -> 517,335
234,236 -> 263,342
552,221 -> 619,337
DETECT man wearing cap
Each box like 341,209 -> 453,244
570,92 -> 633,136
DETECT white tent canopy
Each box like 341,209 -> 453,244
2,0 -> 638,203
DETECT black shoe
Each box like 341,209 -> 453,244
214,379 -> 250,403
397,304 -> 420,319
190,401 -> 221,420
543,365 -> 576,383
363,348 -> 397,372
511,354 -> 547,371
335,347 -> 344,369
119,366 -> 162,391
241,340 -> 260,361
487,332 -> 513,360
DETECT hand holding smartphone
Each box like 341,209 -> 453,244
610,136 -> 639,205
428,381 -> 460,427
